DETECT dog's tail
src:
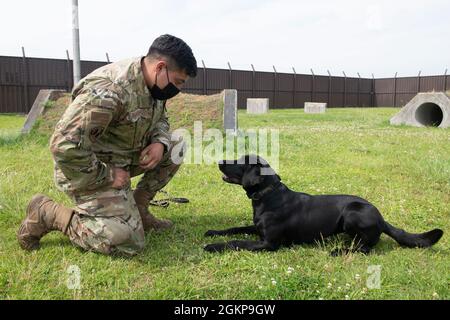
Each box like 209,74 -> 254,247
383,222 -> 443,248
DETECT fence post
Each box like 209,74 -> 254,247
292,67 -> 296,108
202,60 -> 207,95
371,73 -> 375,107
310,69 -> 315,102
393,72 -> 398,107
357,72 -> 361,107
342,71 -> 347,107
251,64 -> 256,98
66,50 -> 72,92
21,46 -> 29,113
327,70 -> 332,107
273,65 -> 277,108
417,70 -> 421,93
227,62 -> 232,89
106,53 -> 110,63
444,69 -> 448,92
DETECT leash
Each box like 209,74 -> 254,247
149,190 -> 190,208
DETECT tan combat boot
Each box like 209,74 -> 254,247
133,188 -> 173,232
17,194 -> 74,251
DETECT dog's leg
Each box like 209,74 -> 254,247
204,225 -> 258,237
331,202 -> 382,256
204,240 -> 279,253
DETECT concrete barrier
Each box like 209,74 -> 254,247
21,89 -> 66,134
304,102 -> 327,113
247,98 -> 269,114
223,89 -> 238,133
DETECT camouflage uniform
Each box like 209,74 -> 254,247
50,56 -> 184,255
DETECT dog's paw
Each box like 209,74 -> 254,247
204,243 -> 226,253
330,248 -> 348,257
204,230 -> 221,237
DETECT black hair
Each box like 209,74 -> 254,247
147,34 -> 197,77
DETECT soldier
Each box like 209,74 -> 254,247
17,34 -> 197,256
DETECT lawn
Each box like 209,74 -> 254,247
0,108 -> 448,300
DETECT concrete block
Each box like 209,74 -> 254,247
247,98 -> 269,114
223,89 -> 238,133
305,102 -> 327,113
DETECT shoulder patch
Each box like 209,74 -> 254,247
88,110 -> 113,125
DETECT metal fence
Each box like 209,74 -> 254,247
0,54 -> 448,114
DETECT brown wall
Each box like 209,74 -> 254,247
1,55 -> 448,113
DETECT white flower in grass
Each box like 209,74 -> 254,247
345,295 -> 350,300
319,297 -> 324,300
327,282 -> 332,289
271,280 -> 277,286
355,274 -> 361,280
432,292 -> 439,299
345,283 -> 351,289
286,267 -> 294,275
337,286 -> 342,291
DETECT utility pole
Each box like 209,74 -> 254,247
72,0 -> 81,85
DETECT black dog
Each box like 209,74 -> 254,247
204,155 -> 443,255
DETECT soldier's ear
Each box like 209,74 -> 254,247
154,61 -> 166,73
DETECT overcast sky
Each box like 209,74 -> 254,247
1,0 -> 449,77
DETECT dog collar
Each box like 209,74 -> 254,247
248,180 -> 282,201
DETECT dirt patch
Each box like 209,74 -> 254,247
34,94 -> 71,135
166,92 -> 224,131
35,92 -> 224,136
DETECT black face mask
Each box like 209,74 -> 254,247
150,67 -> 180,100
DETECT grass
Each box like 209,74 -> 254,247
0,108 -> 448,300
0,114 -> 25,145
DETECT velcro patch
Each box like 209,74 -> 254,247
89,110 -> 113,125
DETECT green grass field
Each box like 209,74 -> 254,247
0,108 -> 448,300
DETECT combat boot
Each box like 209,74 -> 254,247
133,188 -> 173,232
17,194 -> 74,250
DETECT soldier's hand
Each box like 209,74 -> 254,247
140,143 -> 165,170
111,167 -> 130,189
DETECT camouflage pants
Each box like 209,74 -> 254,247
64,140 -> 185,256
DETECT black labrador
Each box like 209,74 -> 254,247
204,155 -> 443,255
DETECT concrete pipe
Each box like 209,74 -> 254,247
390,92 -> 450,128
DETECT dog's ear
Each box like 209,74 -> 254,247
255,157 -> 278,177
242,165 -> 263,188
255,156 -> 269,166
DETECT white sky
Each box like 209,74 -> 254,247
1,0 -> 449,77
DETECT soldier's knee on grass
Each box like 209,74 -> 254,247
66,188 -> 145,256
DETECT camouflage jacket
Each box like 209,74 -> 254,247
50,56 -> 171,193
